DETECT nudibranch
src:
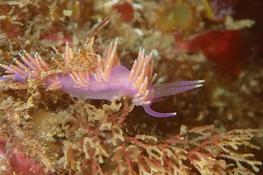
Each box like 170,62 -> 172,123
0,39 -> 204,117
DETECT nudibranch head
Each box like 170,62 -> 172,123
0,38 -> 204,118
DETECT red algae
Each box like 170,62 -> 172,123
0,0 -> 262,174
179,30 -> 249,76
0,139 -> 46,175
9,150 -> 46,175
113,2 -> 134,23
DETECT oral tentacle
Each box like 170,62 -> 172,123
143,103 -> 177,118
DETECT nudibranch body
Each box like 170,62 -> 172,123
0,39 -> 204,118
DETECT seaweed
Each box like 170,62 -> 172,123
0,0 -> 262,174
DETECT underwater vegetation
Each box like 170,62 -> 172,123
0,0 -> 262,174
0,29 -> 204,117
178,29 -> 249,76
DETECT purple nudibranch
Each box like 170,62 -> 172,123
0,39 -> 204,117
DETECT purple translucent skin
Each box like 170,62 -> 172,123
0,37 -> 204,118
46,66 -> 204,118
53,65 -> 138,101
0,65 -> 204,118
0,73 -> 26,82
